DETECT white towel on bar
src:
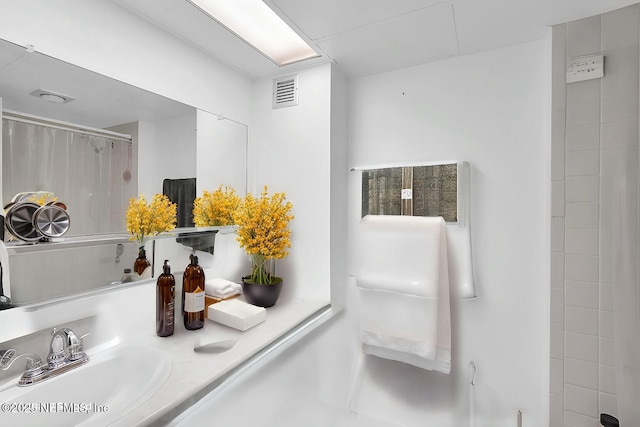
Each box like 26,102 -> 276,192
356,215 -> 451,374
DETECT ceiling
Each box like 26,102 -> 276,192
0,38 -> 194,128
2,0 -> 637,129
111,0 -> 638,79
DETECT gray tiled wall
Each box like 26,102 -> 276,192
550,5 -> 639,427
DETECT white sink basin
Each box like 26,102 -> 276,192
0,344 -> 172,426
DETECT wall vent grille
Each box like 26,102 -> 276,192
272,74 -> 298,109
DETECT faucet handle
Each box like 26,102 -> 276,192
20,354 -> 45,379
68,331 -> 90,362
1,349 -> 44,377
0,349 -> 17,369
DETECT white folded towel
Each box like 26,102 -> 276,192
356,215 -> 451,374
205,278 -> 242,299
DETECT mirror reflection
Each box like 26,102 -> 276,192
0,38 -> 247,238
0,38 -> 248,306
2,112 -> 134,237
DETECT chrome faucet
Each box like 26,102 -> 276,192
1,327 -> 89,386
48,327 -> 87,367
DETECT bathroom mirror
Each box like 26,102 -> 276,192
0,38 -> 248,305
0,38 -> 247,236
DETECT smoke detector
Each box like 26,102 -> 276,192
30,89 -> 75,104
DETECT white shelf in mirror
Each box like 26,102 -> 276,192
4,225 -> 237,254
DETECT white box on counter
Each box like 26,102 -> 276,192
207,299 -> 266,331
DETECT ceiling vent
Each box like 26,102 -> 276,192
272,74 -> 298,109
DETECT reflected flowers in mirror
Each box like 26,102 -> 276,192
192,185 -> 240,227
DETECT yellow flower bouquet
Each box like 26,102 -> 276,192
192,185 -> 240,227
233,186 -> 294,285
125,194 -> 177,246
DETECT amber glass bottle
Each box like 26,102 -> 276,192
156,260 -> 175,337
134,247 -> 151,276
182,253 -> 205,330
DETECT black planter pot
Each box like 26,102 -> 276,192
242,277 -> 283,308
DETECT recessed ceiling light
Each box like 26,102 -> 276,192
187,0 -> 319,66
29,89 -> 75,104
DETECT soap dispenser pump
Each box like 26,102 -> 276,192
156,260 -> 175,337
182,252 -> 205,330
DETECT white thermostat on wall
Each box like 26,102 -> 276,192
567,54 -> 604,83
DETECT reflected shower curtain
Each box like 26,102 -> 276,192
2,119 -> 133,236
611,149 -> 640,424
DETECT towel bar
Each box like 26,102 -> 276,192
352,161 -> 476,299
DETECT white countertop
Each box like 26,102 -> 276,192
114,297 -> 331,426
0,279 -> 332,426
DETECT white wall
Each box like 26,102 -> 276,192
184,40 -> 551,427
250,63 -> 333,302
329,65 -> 349,310
138,113 -> 197,198
196,110 -> 248,195
345,39 -> 550,427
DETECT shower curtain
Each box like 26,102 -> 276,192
611,149 -> 640,424
2,118 -> 134,236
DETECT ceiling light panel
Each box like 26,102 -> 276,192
187,0 -> 319,66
